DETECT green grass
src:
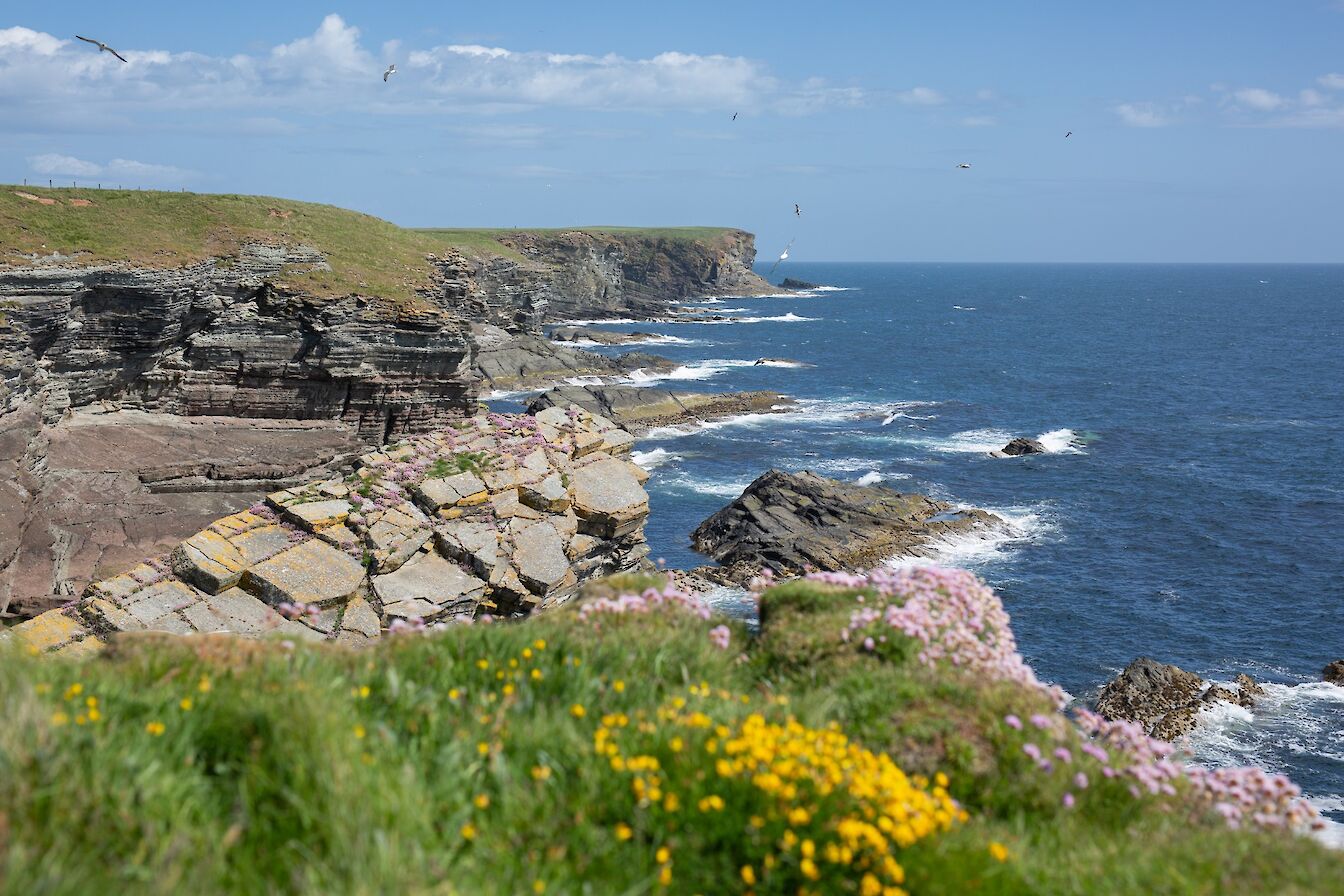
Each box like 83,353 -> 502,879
0,186 -> 740,306
0,578 -> 1336,895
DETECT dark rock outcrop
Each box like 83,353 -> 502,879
993,437 -> 1046,457
473,325 -> 676,394
526,384 -> 793,434
688,470 -> 1005,584
1096,658 -> 1266,740
779,278 -> 819,290
549,327 -> 669,346
1325,660 -> 1344,686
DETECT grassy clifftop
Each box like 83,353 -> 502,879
0,569 -> 1337,894
0,186 -> 743,302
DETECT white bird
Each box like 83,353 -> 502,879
956,163 -> 972,169
768,239 -> 795,277
383,64 -> 397,82
75,35 -> 128,63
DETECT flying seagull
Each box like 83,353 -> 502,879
1065,131 -> 1072,138
75,35 -> 128,63
956,163 -> 972,169
768,239 -> 795,277
732,112 -> 738,121
794,203 -> 801,217
383,64 -> 397,82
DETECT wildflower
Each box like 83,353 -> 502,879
988,841 -> 1010,862
533,639 -> 547,650
146,721 -> 166,736
460,823 -> 478,841
179,697 -> 193,711
531,765 -> 552,781
477,741 -> 490,756
477,659 -> 490,670
358,685 -> 371,699
655,846 -> 671,864
615,823 -> 633,841
1022,743 -> 1042,761
64,683 -> 83,700
530,669 -> 542,681
522,648 -> 533,659
198,677 -> 212,693
87,708 -> 101,722
741,866 -> 756,885
354,725 -> 366,739
658,865 -> 672,886
474,794 -> 490,809
1074,772 -> 1089,790
503,684 -> 516,696
448,688 -> 461,700
1004,714 -> 1023,730
532,882 -> 545,894
51,711 -> 70,727
709,625 -> 731,650
613,679 -> 625,693
800,858 -> 820,880
570,703 -> 586,718
1062,792 -> 1075,809
1029,713 -> 1052,730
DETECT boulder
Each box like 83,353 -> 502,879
1235,673 -> 1265,707
992,437 -> 1046,457
511,520 -> 576,596
1324,660 -> 1344,686
780,278 -> 820,290
571,455 -> 650,538
689,470 -> 1004,583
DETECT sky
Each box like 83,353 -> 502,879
1,1 -> 1342,262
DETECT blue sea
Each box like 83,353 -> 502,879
510,263 -> 1344,834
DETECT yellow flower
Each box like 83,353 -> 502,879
503,684 -> 516,696
530,669 -> 542,681
533,639 -> 546,650
474,794 -> 490,809
570,703 -> 586,718
741,866 -> 756,885
146,721 -> 165,736
64,683 -> 83,700
358,685 -> 371,699
861,874 -> 882,896
749,815 -> 765,829
460,823 -> 477,841
198,677 -> 212,693
179,697 -> 193,711
85,696 -> 98,708
508,658 -> 519,669
988,841 -> 1009,863
614,823 -> 633,841
655,846 -> 670,864
477,741 -> 490,756
800,858 -> 819,881
477,659 -> 490,670
34,683 -> 52,696
448,688 -> 461,700
353,725 -> 366,739
75,714 -> 88,726
87,708 -> 101,722
531,765 -> 552,782
522,648 -> 533,659
532,881 -> 545,894
613,680 -> 625,693
658,865 -> 672,886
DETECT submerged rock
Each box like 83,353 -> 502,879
526,384 -> 794,434
992,437 -> 1047,457
688,470 -> 1004,585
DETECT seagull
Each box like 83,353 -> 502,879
732,112 -> 738,121
1065,131 -> 1072,138
956,163 -> 972,169
768,239 -> 795,277
794,203 -> 801,217
75,35 -> 128,64
383,64 -> 397,82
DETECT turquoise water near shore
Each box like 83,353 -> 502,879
498,262 -> 1344,832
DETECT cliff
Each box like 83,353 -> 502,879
0,187 -> 770,617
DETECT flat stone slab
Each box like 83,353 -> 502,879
5,610 -> 89,652
337,595 -> 382,643
512,520 -> 575,595
282,499 -> 353,532
518,474 -> 570,513
123,580 -> 209,626
171,529 -> 248,594
413,472 -> 488,511
371,549 -> 485,621
242,538 -> 367,608
571,456 -> 649,538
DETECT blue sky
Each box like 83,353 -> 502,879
2,1 -> 1342,261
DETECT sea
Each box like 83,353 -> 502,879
493,262 -> 1344,837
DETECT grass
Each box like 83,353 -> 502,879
0,186 -> 741,305
0,577 -> 1336,894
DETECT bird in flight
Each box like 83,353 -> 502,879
956,163 -> 972,169
75,35 -> 128,63
1065,131 -> 1072,138
383,64 -> 397,82
732,112 -> 738,121
794,203 -> 801,217
768,239 -> 795,276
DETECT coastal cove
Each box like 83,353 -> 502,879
491,261 -> 1344,833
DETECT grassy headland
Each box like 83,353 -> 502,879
0,570 -> 1336,894
0,186 -> 740,305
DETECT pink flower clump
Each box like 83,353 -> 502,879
577,585 -> 712,623
708,624 -> 731,650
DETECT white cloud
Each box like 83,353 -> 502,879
0,26 -> 65,55
1299,88 -> 1326,107
1232,87 -> 1285,110
27,153 -> 102,176
895,86 -> 944,106
1319,73 -> 1344,90
269,13 -> 372,79
1114,102 -> 1172,127
25,153 -> 195,184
